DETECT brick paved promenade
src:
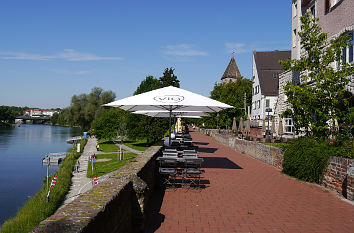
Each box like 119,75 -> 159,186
147,131 -> 354,233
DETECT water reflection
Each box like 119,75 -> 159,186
0,124 -> 81,225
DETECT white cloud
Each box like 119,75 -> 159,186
0,49 -> 122,61
225,40 -> 290,54
225,42 -> 250,54
163,44 -> 208,57
0,52 -> 54,61
50,69 -> 91,75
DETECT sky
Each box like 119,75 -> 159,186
0,0 -> 291,109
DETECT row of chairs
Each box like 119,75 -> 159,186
159,132 -> 204,188
158,156 -> 204,188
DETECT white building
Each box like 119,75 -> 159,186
251,50 -> 290,126
24,109 -> 61,117
274,0 -> 354,137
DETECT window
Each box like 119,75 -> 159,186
310,5 -> 316,18
273,73 -> 277,79
293,4 -> 297,18
326,0 -> 342,12
293,29 -> 297,47
342,32 -> 353,64
266,99 -> 270,108
254,85 -> 259,95
257,100 -> 260,109
284,118 -> 295,135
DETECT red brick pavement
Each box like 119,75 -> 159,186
148,131 -> 354,233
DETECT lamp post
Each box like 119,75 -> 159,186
265,108 -> 272,141
46,155 -> 50,202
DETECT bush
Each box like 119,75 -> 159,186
282,137 -> 334,183
334,138 -> 354,159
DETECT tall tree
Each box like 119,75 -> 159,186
0,106 -> 17,124
134,75 -> 160,95
65,87 -> 116,131
208,78 -> 252,128
92,108 -> 127,140
280,12 -> 354,139
158,68 -> 180,88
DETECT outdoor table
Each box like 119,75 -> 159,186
162,151 -> 178,157
157,156 -> 186,163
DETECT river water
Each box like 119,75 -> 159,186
0,124 -> 81,225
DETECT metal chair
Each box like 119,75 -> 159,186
182,158 -> 204,188
158,157 -> 178,188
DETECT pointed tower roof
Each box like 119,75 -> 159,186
221,57 -> 241,82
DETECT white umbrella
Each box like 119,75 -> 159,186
238,117 -> 243,133
245,116 -> 251,135
232,117 -> 237,131
133,110 -> 210,118
105,86 -> 232,112
278,118 -> 284,136
105,86 -> 233,144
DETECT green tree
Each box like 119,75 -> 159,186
158,67 -> 180,88
208,77 -> 252,128
280,12 -> 354,139
0,105 -> 17,124
65,87 -> 116,131
50,112 -> 59,125
92,108 -> 127,140
134,75 -> 160,95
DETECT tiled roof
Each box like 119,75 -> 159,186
221,57 -> 242,80
254,50 -> 291,96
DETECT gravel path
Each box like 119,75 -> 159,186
113,141 -> 143,154
62,137 -> 98,205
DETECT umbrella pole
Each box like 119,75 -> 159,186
169,108 -> 172,146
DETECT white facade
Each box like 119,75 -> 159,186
251,53 -> 281,124
274,0 -> 354,137
24,109 -> 61,117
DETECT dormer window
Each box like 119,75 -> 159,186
325,0 -> 342,13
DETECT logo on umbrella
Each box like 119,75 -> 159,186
153,95 -> 184,103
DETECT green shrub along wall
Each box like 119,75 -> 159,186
0,139 -> 87,233
282,138 -> 335,183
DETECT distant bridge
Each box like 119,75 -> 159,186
15,115 -> 50,124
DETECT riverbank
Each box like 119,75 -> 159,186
0,139 -> 87,233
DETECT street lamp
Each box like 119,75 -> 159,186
265,108 -> 272,141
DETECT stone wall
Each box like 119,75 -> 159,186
321,156 -> 354,201
202,129 -> 354,201
206,130 -> 283,170
30,145 -> 162,233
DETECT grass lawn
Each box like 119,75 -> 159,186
123,138 -> 151,151
87,152 -> 136,178
261,142 -> 289,150
99,142 -> 119,152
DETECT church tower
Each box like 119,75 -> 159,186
221,57 -> 242,84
